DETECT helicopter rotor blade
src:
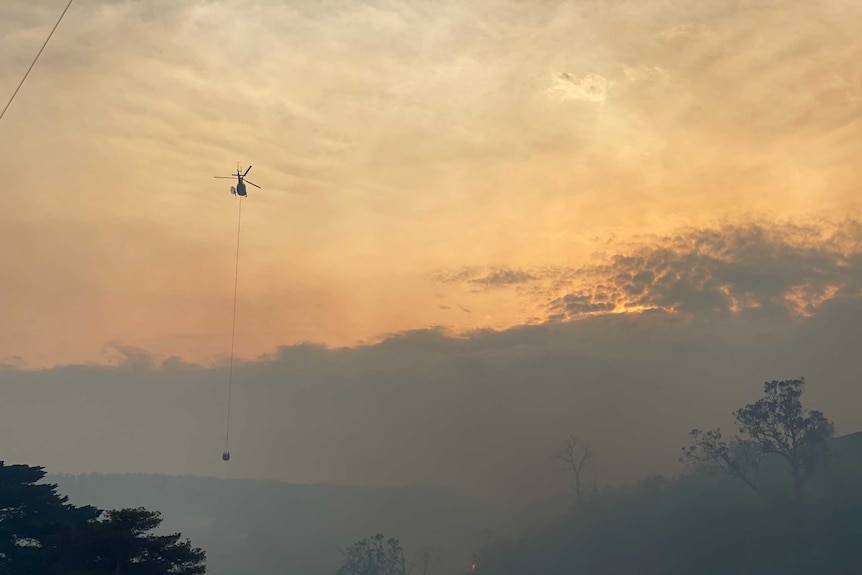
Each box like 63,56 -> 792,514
243,165 -> 252,177
245,180 -> 261,189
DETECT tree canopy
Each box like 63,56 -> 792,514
681,378 -> 834,498
337,533 -> 409,575
0,461 -> 205,575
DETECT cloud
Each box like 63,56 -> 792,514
472,269 -> 536,287
553,219 -> 862,320
548,292 -> 616,317
622,65 -> 668,84
546,72 -> 612,103
102,343 -> 157,370
434,219 -> 862,324
433,266 -> 537,288
0,355 -> 27,370
657,22 -> 707,42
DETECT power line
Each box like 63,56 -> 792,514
0,0 -> 75,123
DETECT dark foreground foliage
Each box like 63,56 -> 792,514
0,461 -> 205,575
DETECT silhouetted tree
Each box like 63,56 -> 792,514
735,378 -> 834,498
0,461 -> 205,574
0,461 -> 100,574
337,533 -> 409,575
80,508 -> 206,574
682,378 -> 834,499
555,435 -> 594,504
681,428 -> 762,494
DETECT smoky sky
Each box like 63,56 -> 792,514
2,0 -> 862,366
2,220 -> 862,506
2,0 -> 862,512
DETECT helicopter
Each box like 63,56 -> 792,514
214,163 -> 261,197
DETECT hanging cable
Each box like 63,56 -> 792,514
223,196 -> 243,461
0,0 -> 75,123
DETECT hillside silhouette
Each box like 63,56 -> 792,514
470,431 -> 862,575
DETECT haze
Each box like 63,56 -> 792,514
2,0 -> 862,547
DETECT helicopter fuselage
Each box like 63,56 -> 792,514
217,165 -> 256,197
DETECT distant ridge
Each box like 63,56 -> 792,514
834,430 -> 862,442
48,472 -> 497,575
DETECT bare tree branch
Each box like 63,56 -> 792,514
680,428 -> 762,494
555,435 -> 595,503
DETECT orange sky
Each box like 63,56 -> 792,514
1,0 -> 861,368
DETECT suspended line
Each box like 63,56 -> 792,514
0,0 -> 75,123
225,196 -> 243,452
